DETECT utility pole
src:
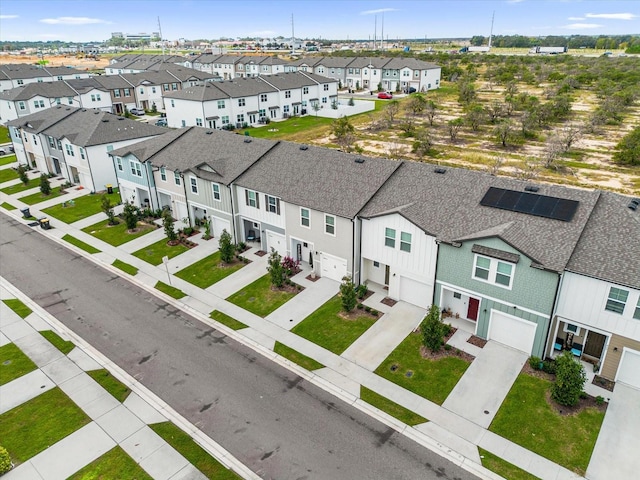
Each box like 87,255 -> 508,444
381,13 -> 384,51
488,11 -> 495,49
374,15 -> 377,50
158,17 -> 164,55
291,14 -> 295,55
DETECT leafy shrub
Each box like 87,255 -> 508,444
370,309 -> 378,316
551,351 -> 586,406
219,229 -> 235,263
444,344 -> 452,351
339,276 -> 357,312
542,359 -> 557,375
529,356 -> 542,370
281,256 -> 300,277
237,241 -> 247,252
0,446 -> 11,474
364,305 -> 371,313
356,284 -> 368,299
595,396 -> 604,405
39,173 -> 51,195
420,304 -> 448,352
267,248 -> 284,287
357,303 -> 364,309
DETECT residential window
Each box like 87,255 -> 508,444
65,144 -> 74,156
114,89 -> 121,98
385,228 -> 395,247
217,100 -> 225,109
130,160 -> 142,177
160,167 -> 166,181
116,157 -> 123,171
634,298 -> 640,320
190,177 -> 198,194
266,195 -> 280,214
174,172 -> 181,186
283,105 -> 290,114
34,100 -> 45,108
473,255 -> 514,288
196,118 -> 203,126
163,84 -> 169,91
400,232 -> 412,252
181,120 -> 186,127
238,98 -> 245,106
259,108 -> 266,118
221,116 -> 229,125
32,135 -> 37,145
212,183 -> 221,200
495,262 -> 513,287
18,101 -> 25,110
170,100 -> 175,107
48,136 -> 55,148
55,98 -> 61,105
151,86 -> 156,93
325,215 -> 335,235
260,94 -> 267,102
139,88 -> 144,94
246,190 -> 259,208
322,97 -> 327,104
474,256 -> 491,281
67,97 -> 73,105
605,287 -> 628,314
285,91 -> 291,98
303,87 -> 309,94
124,88 -> 130,96
17,79 -> 24,85
56,139 -> 62,150
171,83 -> 178,90
300,208 -> 310,227
79,148 -> 85,160
323,84 -> 329,91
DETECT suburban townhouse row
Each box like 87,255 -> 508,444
0,63 -> 218,124
108,53 -> 443,96
0,63 -> 91,92
103,127 -> 639,390
6,106 -> 639,391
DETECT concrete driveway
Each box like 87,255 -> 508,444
587,382 -> 640,480
442,341 -> 527,428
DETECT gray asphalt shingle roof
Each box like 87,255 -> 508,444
566,191 -> 640,289
359,162 -> 600,272
235,142 -> 401,219
163,83 -> 230,101
0,82 -> 76,101
7,105 -> 78,132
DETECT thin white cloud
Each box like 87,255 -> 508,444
585,13 -> 637,20
507,0 -> 525,4
40,16 -> 110,25
360,8 -> 398,16
0,14 -> 19,19
562,23 -> 603,29
568,17 -> 585,21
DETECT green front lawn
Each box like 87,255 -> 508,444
2,298 -> 32,318
68,446 -> 152,480
176,252 -> 245,288
0,177 -> 39,195
0,387 -> 91,464
86,369 -> 131,402
273,342 -> 324,371
209,310 -> 247,330
62,234 -> 101,254
150,422 -> 242,479
489,374 -> 605,475
360,386 -> 428,426
374,332 -> 471,405
132,237 -> 189,265
154,281 -> 186,299
40,330 -> 75,355
291,295 -> 378,355
112,259 -> 138,276
479,448 -> 540,480
0,126 -> 10,143
42,189 -> 120,223
1,201 -> 16,210
82,219 -> 155,246
247,115 -> 334,139
0,167 -> 18,183
0,154 -> 17,167
0,343 -> 38,386
19,188 -> 67,206
226,274 -> 297,317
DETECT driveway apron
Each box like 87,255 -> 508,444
442,341 -> 527,428
587,382 -> 640,480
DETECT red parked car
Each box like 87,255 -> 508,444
377,92 -> 393,99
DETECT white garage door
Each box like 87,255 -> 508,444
174,201 -> 188,223
266,231 -> 287,258
616,349 -> 640,389
399,276 -> 431,308
320,253 -> 347,282
212,217 -> 231,239
487,311 -> 537,354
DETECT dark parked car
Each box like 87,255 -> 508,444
155,118 -> 168,127
405,87 -> 417,94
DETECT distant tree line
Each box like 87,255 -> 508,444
470,34 -> 640,51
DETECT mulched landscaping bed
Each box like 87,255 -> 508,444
418,327 -> 476,362
305,274 -> 320,282
467,335 -> 487,348
592,375 -> 615,392
272,282 -> 304,294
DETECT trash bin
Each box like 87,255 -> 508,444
39,218 -> 51,230
20,207 -> 30,218
106,184 -> 113,194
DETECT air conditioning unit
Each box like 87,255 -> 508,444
283,113 -> 290,118
236,122 -> 243,128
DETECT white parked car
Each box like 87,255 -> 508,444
129,108 -> 145,116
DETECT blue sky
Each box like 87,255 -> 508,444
1,0 -> 638,43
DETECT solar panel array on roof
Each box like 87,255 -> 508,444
480,187 -> 579,222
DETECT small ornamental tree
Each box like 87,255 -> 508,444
162,209 -> 177,242
339,276 -> 357,313
123,202 -> 138,230
267,248 -> 284,288
551,351 -> 586,407
39,173 -> 51,195
420,304 -> 447,352
218,229 -> 234,263
17,165 -> 29,185
0,445 -> 11,475
101,194 -> 117,225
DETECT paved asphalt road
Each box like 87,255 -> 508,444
0,212 -> 479,480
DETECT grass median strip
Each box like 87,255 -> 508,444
0,167 -> 18,183
2,298 -> 32,318
0,177 -> 39,195
86,369 -> 131,402
62,234 -> 101,254
209,310 -> 247,330
226,274 -> 297,317
40,330 -> 75,355
42,189 -> 119,223
479,448 -> 540,480
0,387 -> 91,465
112,259 -> 138,276
1,201 -> 16,210
0,153 -> 17,166
82,219 -> 155,246
150,421 -> 242,479
0,343 -> 38,386
360,386 -> 428,426
19,189 -> 66,206
489,374 -> 604,475
68,446 -> 152,480
133,238 -> 188,265
274,342 -> 324,371
154,280 -> 186,299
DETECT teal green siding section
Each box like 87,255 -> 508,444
435,238 -> 560,358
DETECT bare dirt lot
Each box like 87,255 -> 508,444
0,54 -> 110,70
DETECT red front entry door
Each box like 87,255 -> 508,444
467,298 -> 480,321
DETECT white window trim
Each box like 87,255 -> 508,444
605,286 -> 628,315
130,160 -> 142,177
300,207 -> 310,228
116,157 -> 123,171
189,176 -> 198,194
385,228 -> 395,248
160,167 -> 167,182
324,214 -> 336,236
212,183 -> 221,201
174,171 -> 181,186
472,254 -> 514,290
400,231 -> 412,253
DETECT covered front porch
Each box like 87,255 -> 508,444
550,319 -> 609,373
